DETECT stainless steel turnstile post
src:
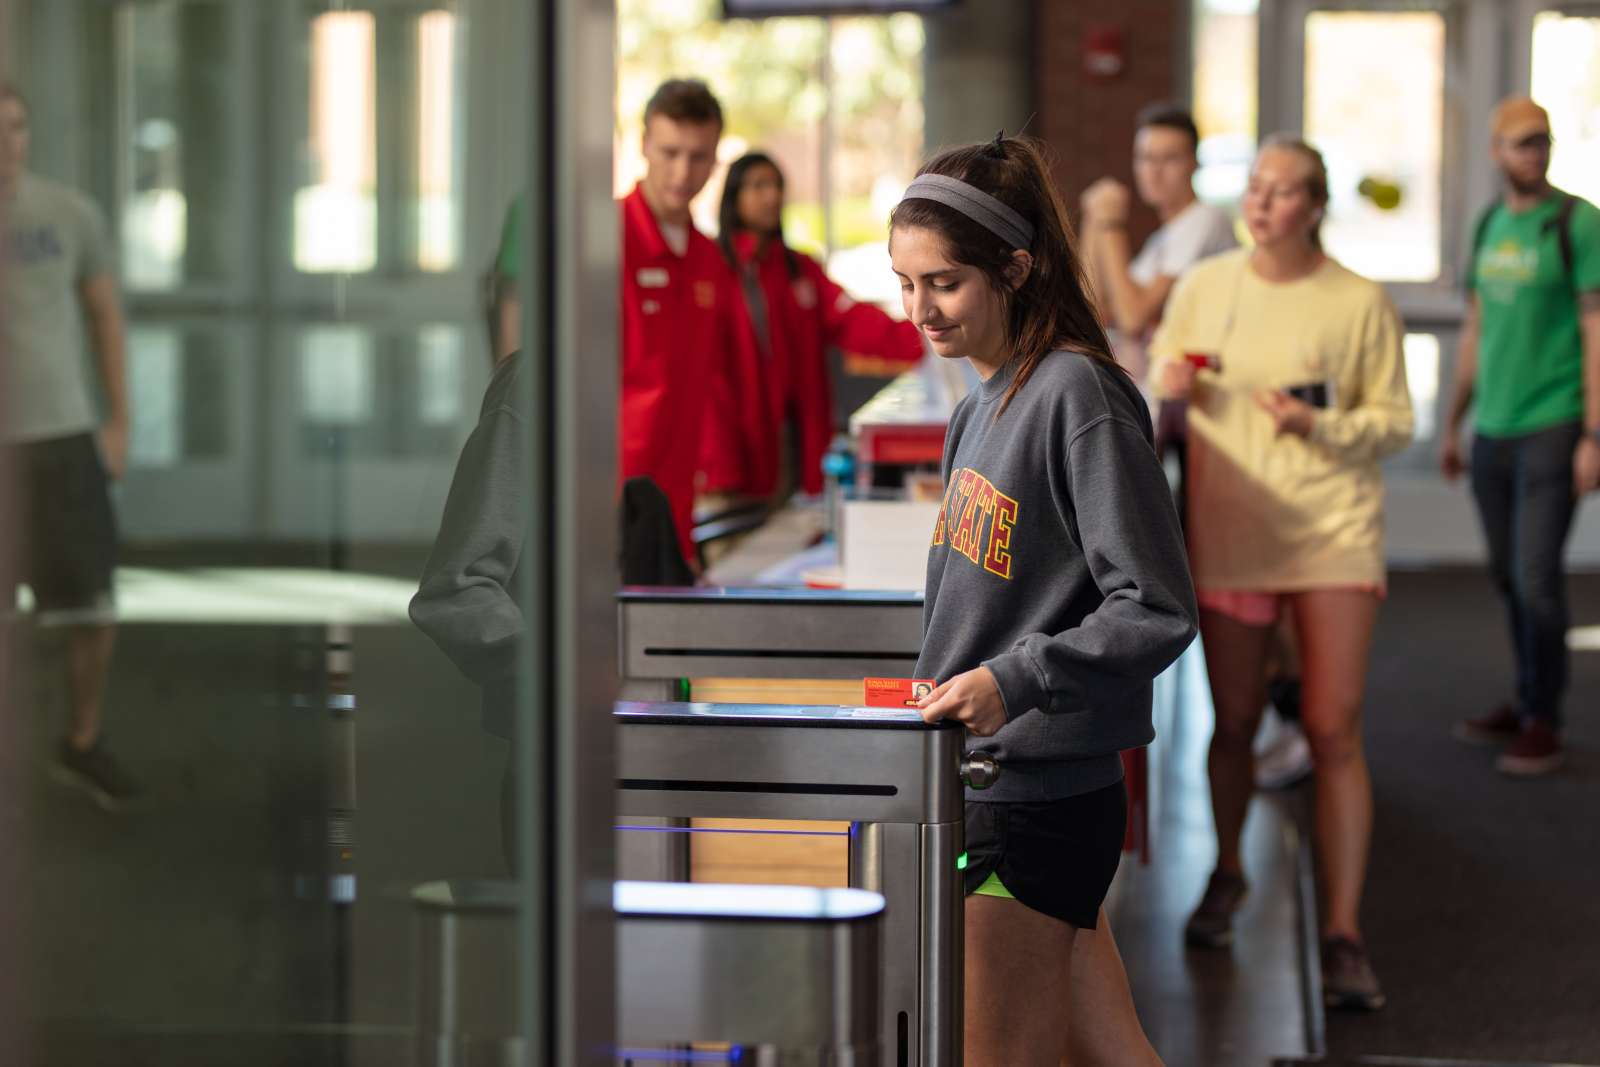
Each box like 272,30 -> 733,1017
615,701 -> 978,1067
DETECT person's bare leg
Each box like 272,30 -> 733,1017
966,893 -> 1076,1067
1061,909 -> 1163,1066
64,622 -> 116,750
1197,609 -> 1275,876
1289,589 -> 1379,941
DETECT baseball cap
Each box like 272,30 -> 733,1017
1490,96 -> 1551,143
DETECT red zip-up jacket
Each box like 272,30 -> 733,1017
701,234 -> 924,496
620,185 -> 743,562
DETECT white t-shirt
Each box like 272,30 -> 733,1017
1115,199 -> 1237,380
1129,199 -> 1238,285
659,221 -> 689,257
1,173 -> 115,443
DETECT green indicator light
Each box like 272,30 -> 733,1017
956,851 -> 968,871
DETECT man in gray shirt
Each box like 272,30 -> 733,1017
1,82 -> 136,808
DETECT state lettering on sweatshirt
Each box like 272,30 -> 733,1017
930,467 -> 1018,580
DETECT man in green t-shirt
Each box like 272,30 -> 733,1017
1442,96 -> 1600,776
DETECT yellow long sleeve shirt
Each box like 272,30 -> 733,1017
1149,250 -> 1414,591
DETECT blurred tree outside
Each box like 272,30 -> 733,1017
617,0 -> 923,304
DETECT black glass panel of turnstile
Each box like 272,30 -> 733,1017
614,700 -> 952,730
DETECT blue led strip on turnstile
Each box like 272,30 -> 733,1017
614,1048 -> 744,1063
616,825 -> 850,837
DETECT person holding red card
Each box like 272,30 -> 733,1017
1148,137 -> 1414,1011
896,134 -> 1197,1067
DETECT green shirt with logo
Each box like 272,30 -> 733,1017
1468,191 -> 1600,437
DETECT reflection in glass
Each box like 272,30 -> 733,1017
1304,11 -> 1443,283
118,1 -> 235,290
296,11 -> 378,273
301,326 -> 376,426
15,0 -> 568,1058
129,327 -> 182,467
417,11 -> 460,272
418,325 -> 464,427
1531,14 -> 1600,210
119,3 -> 183,290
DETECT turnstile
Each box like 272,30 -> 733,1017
616,701 -> 990,1067
412,878 -> 885,1066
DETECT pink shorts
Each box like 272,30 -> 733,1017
1196,586 -> 1385,628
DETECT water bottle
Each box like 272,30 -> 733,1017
820,436 -> 855,544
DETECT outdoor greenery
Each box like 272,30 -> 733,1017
616,0 -> 923,265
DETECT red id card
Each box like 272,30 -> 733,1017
863,677 -> 938,707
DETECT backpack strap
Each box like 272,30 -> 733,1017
1543,193 -> 1578,286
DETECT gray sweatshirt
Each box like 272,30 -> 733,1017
410,355 -> 526,738
914,350 -> 1197,802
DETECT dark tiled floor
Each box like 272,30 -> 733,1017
1109,641 -> 1310,1067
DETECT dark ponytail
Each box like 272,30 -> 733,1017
889,136 -> 1120,415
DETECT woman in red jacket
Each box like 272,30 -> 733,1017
702,152 -> 924,499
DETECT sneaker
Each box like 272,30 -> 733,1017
1322,936 -> 1386,1011
1255,716 -> 1314,791
1185,870 -> 1249,948
1452,702 -> 1521,746
51,740 -> 140,811
1496,720 -> 1564,777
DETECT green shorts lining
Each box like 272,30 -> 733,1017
973,870 -> 1014,900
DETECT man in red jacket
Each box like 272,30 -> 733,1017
620,79 -> 742,567
486,80 -> 741,568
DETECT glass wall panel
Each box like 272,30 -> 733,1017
4,0 -> 610,1060
1303,11 -> 1445,283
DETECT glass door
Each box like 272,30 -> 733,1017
2,0 -> 616,1063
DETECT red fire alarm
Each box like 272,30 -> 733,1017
1085,25 -> 1125,80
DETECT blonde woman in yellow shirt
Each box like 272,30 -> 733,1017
1148,137 -> 1413,1012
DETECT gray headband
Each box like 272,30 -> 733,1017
900,174 -> 1035,250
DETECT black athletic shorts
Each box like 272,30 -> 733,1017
2,433 -> 118,618
961,780 -> 1128,930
